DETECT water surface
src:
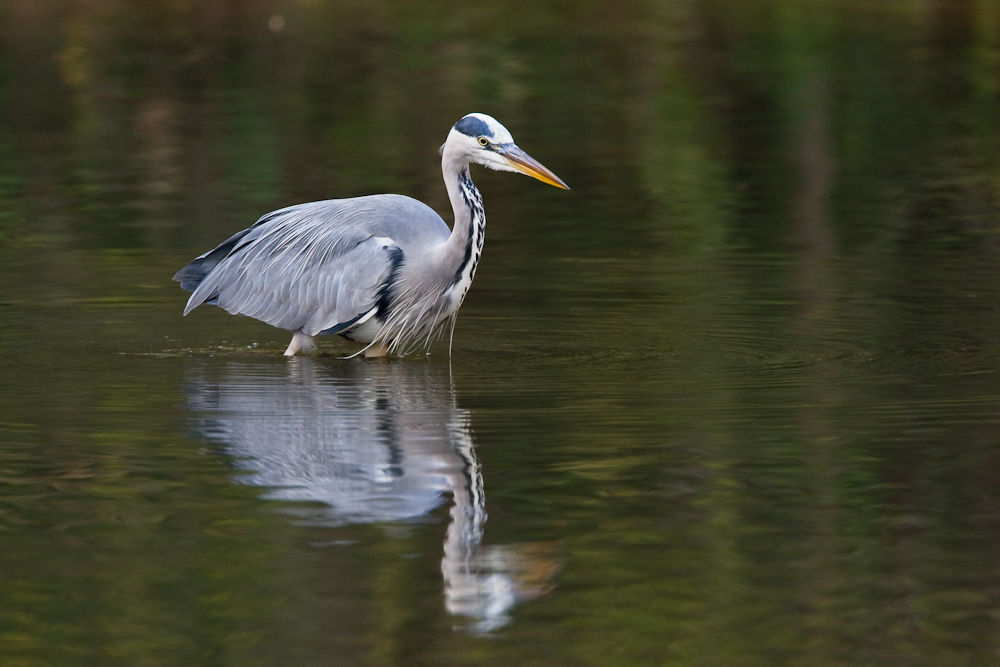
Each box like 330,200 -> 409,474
3,1 -> 1000,665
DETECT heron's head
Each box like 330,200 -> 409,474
441,113 -> 569,190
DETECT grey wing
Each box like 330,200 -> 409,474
178,201 -> 408,336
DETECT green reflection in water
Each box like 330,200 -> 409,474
3,0 -> 1000,665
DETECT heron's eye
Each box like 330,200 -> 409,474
478,137 -> 489,147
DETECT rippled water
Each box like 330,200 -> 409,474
4,1 -> 1000,665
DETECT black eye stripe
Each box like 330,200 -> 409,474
454,115 -> 492,139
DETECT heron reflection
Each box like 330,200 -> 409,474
185,358 -> 556,633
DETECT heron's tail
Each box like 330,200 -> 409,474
173,227 -> 257,293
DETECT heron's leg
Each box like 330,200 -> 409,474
284,331 -> 317,356
364,343 -> 390,358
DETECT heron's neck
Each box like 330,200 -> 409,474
443,162 -> 486,302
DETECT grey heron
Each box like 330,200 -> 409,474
174,113 -> 568,357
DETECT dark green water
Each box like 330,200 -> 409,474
4,1 -> 1000,665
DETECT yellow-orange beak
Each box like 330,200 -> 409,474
498,145 -> 570,190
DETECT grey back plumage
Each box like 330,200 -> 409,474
175,194 -> 451,338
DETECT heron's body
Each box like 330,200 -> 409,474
175,113 -> 567,357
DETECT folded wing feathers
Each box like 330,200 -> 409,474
177,196 -> 459,353
183,203 -> 399,335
